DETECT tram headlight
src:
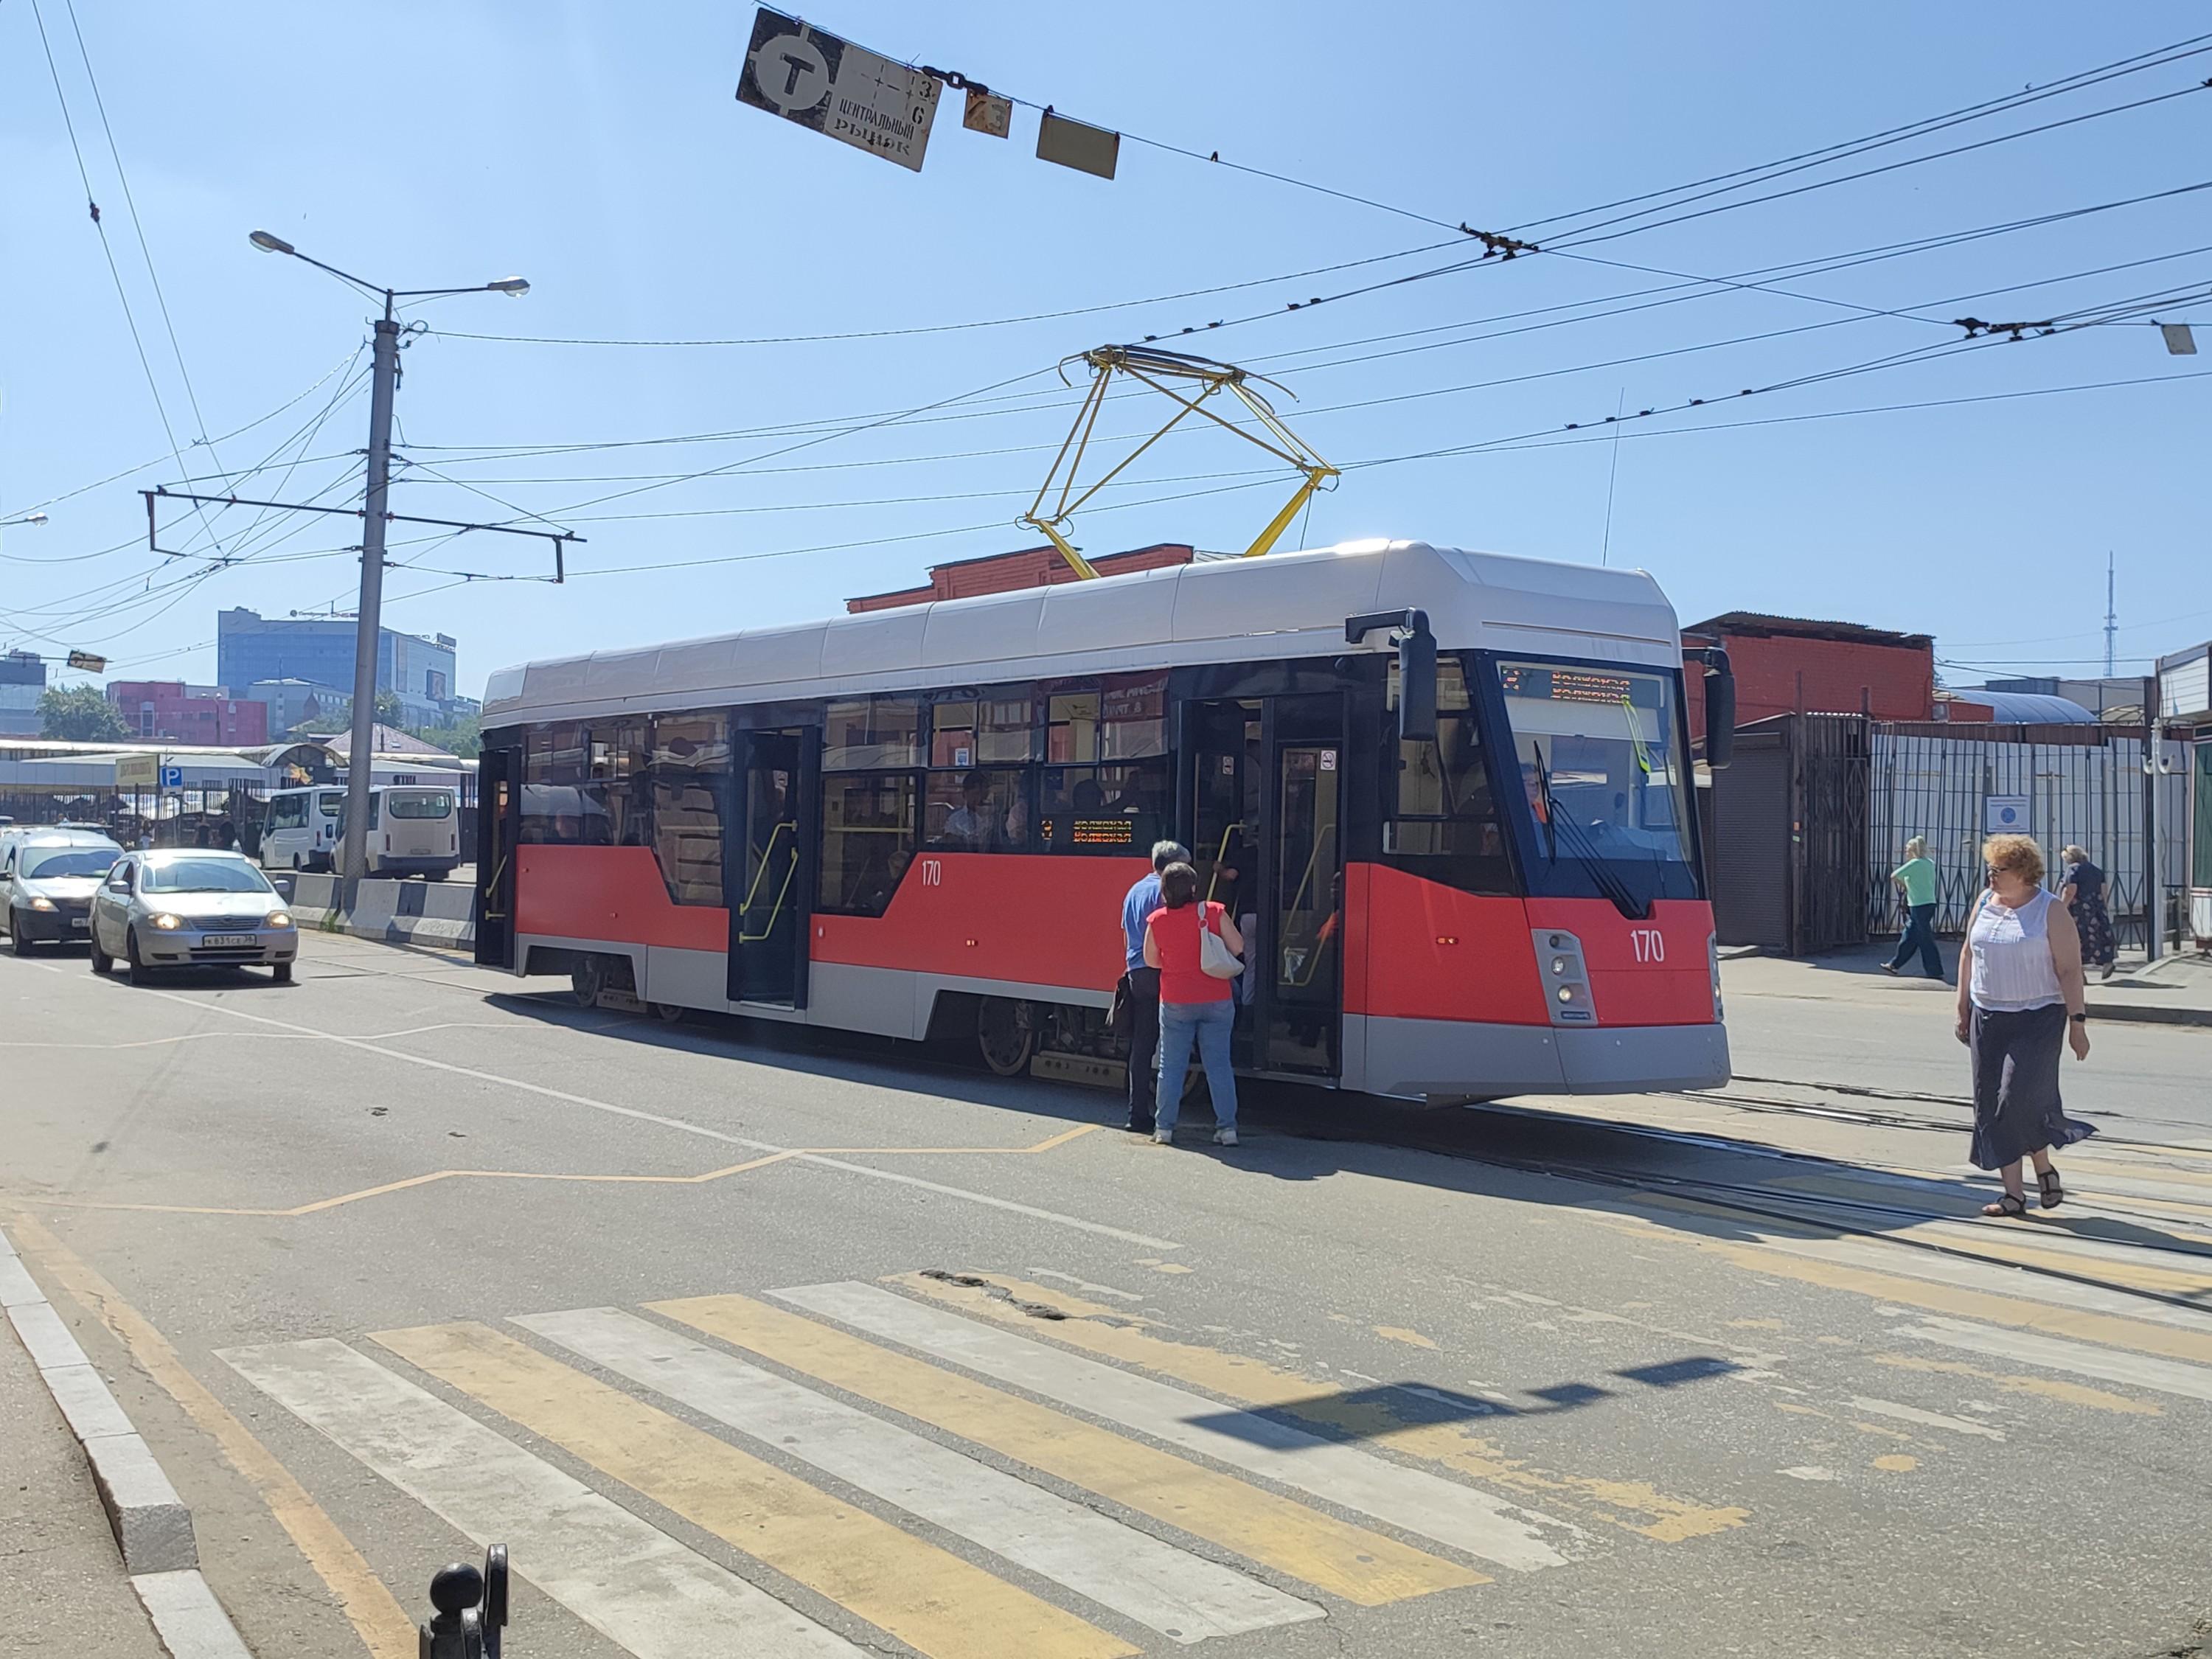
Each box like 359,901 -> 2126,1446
1551,956 -> 1568,975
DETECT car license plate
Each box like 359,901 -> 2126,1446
72,917 -> 89,928
201,933 -> 257,947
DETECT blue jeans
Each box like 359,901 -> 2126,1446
1887,902 -> 1942,978
1156,998 -> 1237,1136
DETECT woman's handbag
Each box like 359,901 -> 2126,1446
1199,902 -> 1244,980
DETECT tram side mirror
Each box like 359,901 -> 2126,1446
1397,627 -> 1438,745
1347,608 -> 1436,745
1693,647 -> 1736,771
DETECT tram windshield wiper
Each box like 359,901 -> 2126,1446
1528,740 -> 1649,918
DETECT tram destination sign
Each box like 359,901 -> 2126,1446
736,8 -> 941,173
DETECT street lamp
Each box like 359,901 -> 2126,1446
249,231 -> 529,898
0,510 -> 49,528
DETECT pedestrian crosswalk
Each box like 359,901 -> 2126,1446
222,1278 -> 1516,1658
218,1249 -> 2212,1657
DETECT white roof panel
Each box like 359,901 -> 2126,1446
484,540 -> 1684,727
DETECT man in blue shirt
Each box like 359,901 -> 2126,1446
1121,840 -> 1189,1134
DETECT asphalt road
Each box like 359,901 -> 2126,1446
4,932 -> 2210,1659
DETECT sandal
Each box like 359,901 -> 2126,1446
1981,1192 -> 2028,1218
2037,1169 -> 2063,1210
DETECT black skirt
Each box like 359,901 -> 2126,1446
1969,1003 -> 2098,1170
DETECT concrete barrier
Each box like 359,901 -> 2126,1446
282,872 -> 474,950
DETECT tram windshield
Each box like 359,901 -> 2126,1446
1495,658 -> 1700,906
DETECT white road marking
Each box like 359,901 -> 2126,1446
773,1281 -> 1576,1573
518,1306 -> 1319,1644
108,981 -> 1178,1250
1845,1396 -> 2006,1441
220,1338 -> 860,1658
1025,1270 -> 1145,1303
1779,1467 -> 1838,1482
1893,1317 -> 2212,1405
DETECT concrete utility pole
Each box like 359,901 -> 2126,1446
339,299 -> 401,900
243,232 -> 532,904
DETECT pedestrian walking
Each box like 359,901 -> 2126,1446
2057,844 -> 2118,981
1143,860 -> 1244,1147
1882,835 -> 1944,981
1957,833 -> 2096,1217
1117,839 -> 1188,1135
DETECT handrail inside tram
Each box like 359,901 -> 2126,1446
737,820 -> 797,943
1203,821 -> 1248,905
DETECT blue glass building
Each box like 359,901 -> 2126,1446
216,609 -> 458,729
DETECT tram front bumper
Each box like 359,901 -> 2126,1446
1349,1014 -> 1731,1102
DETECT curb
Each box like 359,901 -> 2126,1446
1,1223 -> 252,1658
2083,999 -> 2212,1029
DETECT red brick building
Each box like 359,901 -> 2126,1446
1683,612 -> 1934,737
105,681 -> 270,747
847,543 -> 1197,612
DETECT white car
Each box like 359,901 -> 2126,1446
88,849 -> 299,985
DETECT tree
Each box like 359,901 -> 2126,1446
38,684 -> 131,742
407,713 -> 481,758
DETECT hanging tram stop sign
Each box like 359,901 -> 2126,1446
736,8 -> 941,173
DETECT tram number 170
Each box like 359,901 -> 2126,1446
1629,928 -> 1666,963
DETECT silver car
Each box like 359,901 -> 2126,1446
88,849 -> 299,985
1,830 -> 123,954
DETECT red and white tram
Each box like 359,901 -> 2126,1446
474,539 -> 1734,1100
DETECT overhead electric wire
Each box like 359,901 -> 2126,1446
25,0 -> 219,553
431,251 -> 2211,529
1545,76 -> 2212,251
397,177 -> 2212,483
0,345 -> 365,521
424,235 -> 1469,348
1503,32 -> 2212,237
59,0 -> 215,458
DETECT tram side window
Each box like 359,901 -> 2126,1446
588,719 -> 650,846
1385,657 -> 1512,893
521,723 -> 602,843
824,697 -> 919,770
1037,674 -> 1169,855
649,713 -> 728,906
925,769 -> 1030,852
1037,762 -> 1169,855
819,771 -> 917,916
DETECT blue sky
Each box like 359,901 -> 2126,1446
3,1 -> 2208,699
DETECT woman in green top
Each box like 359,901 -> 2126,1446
1883,836 -> 1944,980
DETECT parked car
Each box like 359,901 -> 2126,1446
0,829 -> 125,955
88,849 -> 299,984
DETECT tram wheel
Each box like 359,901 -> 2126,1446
975,997 -> 1035,1078
571,956 -> 606,1009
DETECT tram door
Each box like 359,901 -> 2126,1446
473,745 -> 518,970
1181,695 -> 1343,1077
728,728 -> 813,1007
1265,697 -> 1344,1077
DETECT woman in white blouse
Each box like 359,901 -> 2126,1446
1955,833 -> 2096,1217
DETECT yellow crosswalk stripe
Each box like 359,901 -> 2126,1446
372,1322 -> 1135,1659
894,1273 -> 1747,1544
653,1293 -> 1484,1605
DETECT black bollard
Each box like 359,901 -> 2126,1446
418,1546 -> 507,1659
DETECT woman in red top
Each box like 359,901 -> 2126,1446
1142,861 -> 1245,1146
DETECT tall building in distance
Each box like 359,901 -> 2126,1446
216,608 -> 459,729
0,650 -> 46,737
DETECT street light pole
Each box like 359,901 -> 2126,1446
339,294 -> 401,903
246,232 -> 528,905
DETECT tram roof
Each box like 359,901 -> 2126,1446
483,539 -> 1684,728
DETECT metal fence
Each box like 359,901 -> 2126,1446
1866,724 -> 2189,947
0,780 -> 277,850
